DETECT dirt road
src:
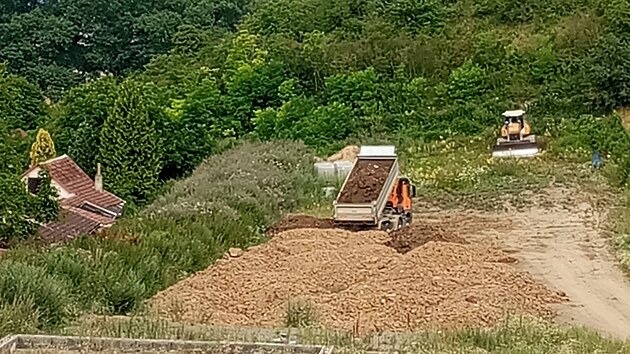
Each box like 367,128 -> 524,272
418,187 -> 630,339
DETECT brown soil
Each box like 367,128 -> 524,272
445,187 -> 630,339
326,145 -> 359,162
150,228 -> 566,334
266,215 -> 336,236
265,215 -> 462,254
337,159 -> 395,204
386,224 -> 469,254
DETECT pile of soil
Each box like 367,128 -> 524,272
266,215 -> 336,236
386,223 -> 468,254
327,146 -> 359,162
337,160 -> 395,204
150,228 -> 567,334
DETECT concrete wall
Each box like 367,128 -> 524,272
0,335 -> 333,354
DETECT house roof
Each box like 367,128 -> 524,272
67,206 -> 116,225
24,155 -> 125,211
39,208 -> 103,243
21,155 -> 125,244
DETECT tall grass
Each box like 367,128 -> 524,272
0,141 -> 324,336
61,315 -> 630,353
284,299 -> 319,328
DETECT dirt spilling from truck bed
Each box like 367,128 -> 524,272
266,215 -> 336,236
266,215 -> 468,254
337,159 -> 395,204
150,227 -> 567,334
386,224 -> 469,254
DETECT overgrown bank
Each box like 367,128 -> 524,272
63,316 -> 630,353
0,141 -> 322,336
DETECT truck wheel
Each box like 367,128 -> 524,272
397,217 -> 403,230
380,221 -> 392,232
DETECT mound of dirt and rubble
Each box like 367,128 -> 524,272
266,215 -> 336,236
337,159 -> 395,204
314,146 -> 359,163
150,226 -> 567,334
327,145 -> 359,162
386,224 -> 469,254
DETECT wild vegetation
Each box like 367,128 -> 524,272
2,0 -> 630,346
1,0 -> 629,211
0,141 -> 322,336
61,315 -> 630,353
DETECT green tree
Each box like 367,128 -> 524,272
30,170 -> 59,224
325,68 -> 382,131
297,102 -> 355,147
0,174 -> 38,245
447,60 -> 488,103
0,65 -> 47,130
0,9 -> 79,97
0,122 -> 30,175
384,0 -> 447,34
160,80 -> 219,180
586,34 -> 630,109
161,79 -> 221,178
29,129 -> 56,166
222,31 -> 286,135
99,80 -> 163,204
183,0 -> 249,30
253,96 -> 317,141
53,77 -> 118,176
0,170 -> 58,246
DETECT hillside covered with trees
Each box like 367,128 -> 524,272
2,0 -> 630,338
1,0 -> 630,259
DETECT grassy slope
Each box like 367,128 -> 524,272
399,134 -> 616,208
0,141 -> 325,337
62,315 -> 630,353
56,135 -> 630,352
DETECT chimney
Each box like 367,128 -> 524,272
95,163 -> 103,191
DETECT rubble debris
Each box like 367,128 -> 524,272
151,228 -> 567,334
266,215 -> 336,236
386,223 -> 468,254
327,146 -> 360,162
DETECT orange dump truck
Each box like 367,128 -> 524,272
333,146 -> 415,231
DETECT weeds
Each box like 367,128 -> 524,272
398,132 -> 612,211
0,260 -> 74,329
0,141 -> 323,335
60,315 -> 630,353
0,298 -> 40,335
610,190 -> 630,273
284,299 -> 319,328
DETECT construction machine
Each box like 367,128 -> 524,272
492,110 -> 540,158
333,145 -> 415,231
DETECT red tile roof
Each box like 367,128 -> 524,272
39,209 -> 102,243
22,155 -> 126,244
67,206 -> 116,225
36,155 -> 125,211
22,155 -> 125,212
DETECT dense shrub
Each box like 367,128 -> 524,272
551,113 -> 630,185
1,0 -> 630,337
0,141 -> 322,334
0,260 -> 73,330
